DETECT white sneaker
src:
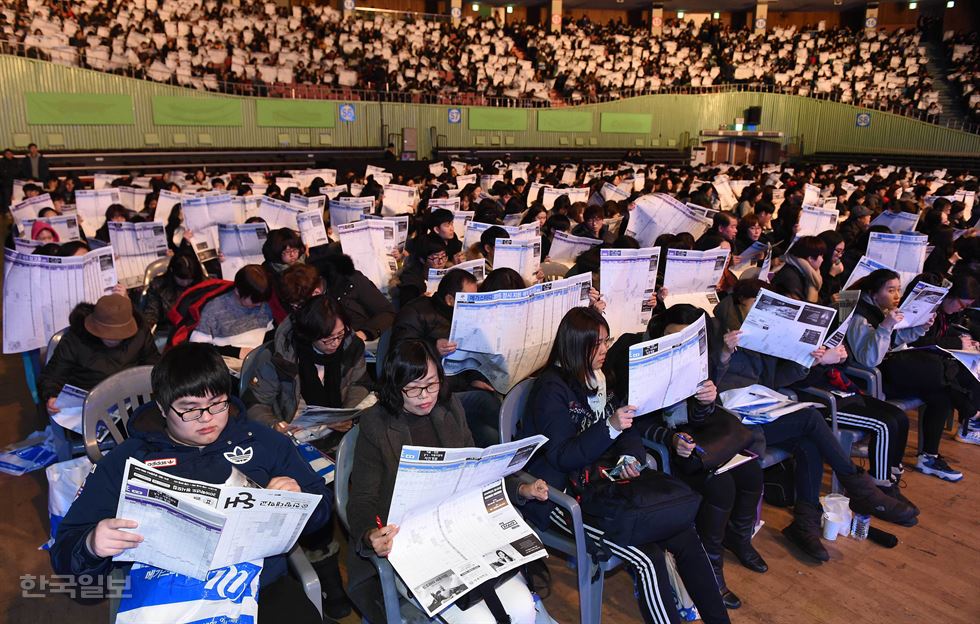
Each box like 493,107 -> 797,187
915,453 -> 964,482
955,429 -> 980,446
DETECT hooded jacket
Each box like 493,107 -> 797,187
31,220 -> 59,242
49,399 -> 331,589
244,316 -> 369,427
38,303 -> 160,402
311,254 -> 395,341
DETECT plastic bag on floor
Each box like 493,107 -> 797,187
41,454 -> 94,550
664,551 -> 699,622
0,427 -> 58,476
116,560 -> 263,624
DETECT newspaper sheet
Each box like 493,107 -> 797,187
75,189 -> 119,238
720,385 -> 823,425
257,196 -> 303,231
114,459 -> 321,580
218,223 -> 268,279
866,232 -> 927,288
107,221 -> 169,289
335,220 -> 398,292
894,281 -> 948,329
662,248 -> 729,313
328,199 -> 370,228
843,254 -> 893,289
548,231 -> 602,266
870,210 -> 920,234
626,194 -> 712,247
493,236 -> 542,284
364,214 -> 410,250
296,210 -> 329,248
798,205 -> 839,237
730,241 -> 770,278
738,289 -> 837,367
628,315 -> 709,415
462,221 -> 539,251
3,247 -> 118,353
387,437 -> 549,617
21,214 -> 81,242
426,259 -> 487,294
599,248 -> 659,339
445,274 -> 592,392
11,194 -> 55,231
382,184 -> 416,216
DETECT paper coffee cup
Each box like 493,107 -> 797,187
822,512 -> 846,541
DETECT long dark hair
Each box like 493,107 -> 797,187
542,307 -> 609,392
378,339 -> 450,415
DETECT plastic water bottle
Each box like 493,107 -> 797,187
851,513 -> 871,540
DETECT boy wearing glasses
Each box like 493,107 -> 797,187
49,342 -> 330,621
245,294 -> 370,434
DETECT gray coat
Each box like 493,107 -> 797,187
244,317 -> 369,427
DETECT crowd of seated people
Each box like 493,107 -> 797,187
7,149 -> 976,622
0,0 -> 959,118
945,31 -> 980,123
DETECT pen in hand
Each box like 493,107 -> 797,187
375,515 -> 384,530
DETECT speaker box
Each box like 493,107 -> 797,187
745,106 -> 763,125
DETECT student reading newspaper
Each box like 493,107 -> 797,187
346,340 -> 550,623
604,305 -> 767,611
444,273 -> 593,393
713,282 -> 918,563
49,343 -> 330,623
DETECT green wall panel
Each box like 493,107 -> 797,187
152,96 -> 243,126
600,112 -> 653,134
537,110 -> 593,132
24,92 -> 134,125
3,56 -> 980,156
256,100 -> 336,128
599,113 -> 653,134
467,107 -> 527,131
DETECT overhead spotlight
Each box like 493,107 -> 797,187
506,5 -> 514,13
677,10 -> 685,19
472,3 -> 480,11
946,0 -> 954,7
713,12 -> 720,19
909,1 -> 917,8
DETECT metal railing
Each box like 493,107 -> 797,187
2,36 -> 978,134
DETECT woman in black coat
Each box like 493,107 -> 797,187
346,340 -> 547,622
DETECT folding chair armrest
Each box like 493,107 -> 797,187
795,386 -> 839,435
843,365 -> 882,399
369,554 -> 404,624
287,547 -> 322,618
641,438 -> 672,474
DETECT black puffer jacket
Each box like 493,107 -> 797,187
310,253 -> 395,341
391,293 -> 452,351
38,303 -> 160,402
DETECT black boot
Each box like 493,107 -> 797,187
721,490 -> 768,574
878,472 -> 919,514
312,550 -> 353,621
782,501 -> 829,562
838,467 -> 918,527
697,502 -> 742,609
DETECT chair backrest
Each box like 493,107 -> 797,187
334,425 -> 360,530
44,326 -> 68,365
140,256 -> 171,298
238,340 -> 272,397
498,377 -> 536,444
83,365 -> 155,463
374,328 -> 392,379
